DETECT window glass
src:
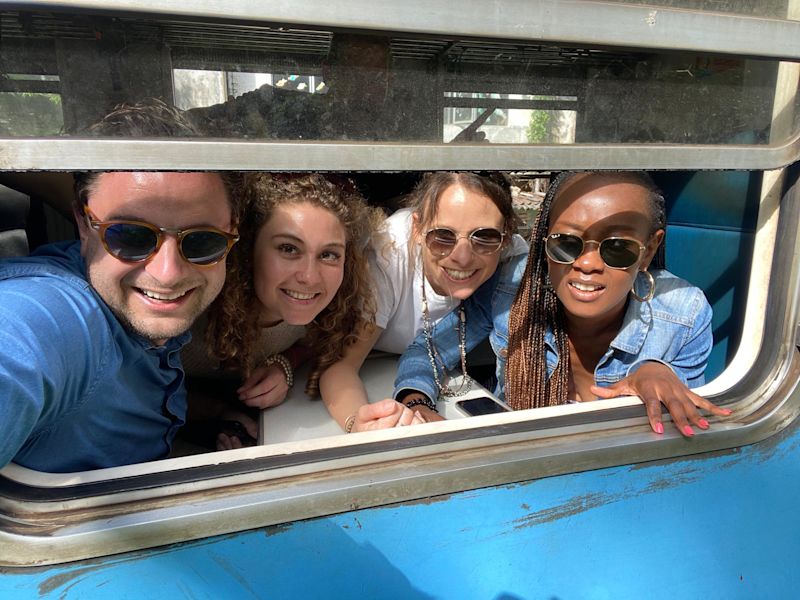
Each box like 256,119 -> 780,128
0,91 -> 63,135
1,10 -> 796,145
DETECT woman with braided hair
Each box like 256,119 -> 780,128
395,170 -> 730,436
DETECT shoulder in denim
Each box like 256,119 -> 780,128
613,269 -> 710,356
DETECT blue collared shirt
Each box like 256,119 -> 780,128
394,260 -> 712,403
0,241 -> 190,473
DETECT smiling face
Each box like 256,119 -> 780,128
252,202 -> 346,325
546,174 -> 664,329
415,184 -> 506,300
77,172 -> 233,346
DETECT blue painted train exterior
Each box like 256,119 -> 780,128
2,3 -> 800,598
3,408 -> 799,599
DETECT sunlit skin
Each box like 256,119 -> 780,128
547,175 -> 662,404
547,175 -> 662,335
230,203 -> 348,421
252,203 -> 346,326
415,184 -> 506,301
545,173 -> 731,436
76,172 -> 233,346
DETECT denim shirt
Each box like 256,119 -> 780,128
394,252 -> 526,402
394,263 -> 712,403
0,241 -> 190,473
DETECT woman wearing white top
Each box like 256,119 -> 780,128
319,172 -> 528,433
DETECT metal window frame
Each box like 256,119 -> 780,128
2,1 -> 799,171
2,1 -> 800,567
0,163 -> 798,567
6,0 -> 800,61
2,136 -> 800,172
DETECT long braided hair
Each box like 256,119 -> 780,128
504,171 -> 666,410
206,173 -> 383,396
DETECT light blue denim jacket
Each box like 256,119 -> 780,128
394,260 -> 713,403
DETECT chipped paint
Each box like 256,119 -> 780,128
3,416 -> 799,598
38,565 -> 100,597
33,526 -> 293,597
397,493 -> 453,508
512,492 -> 615,529
208,553 -> 259,598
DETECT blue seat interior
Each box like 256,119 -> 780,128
0,185 -> 31,258
653,171 -> 761,381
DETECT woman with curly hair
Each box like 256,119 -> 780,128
183,173 -> 384,446
394,171 -> 731,436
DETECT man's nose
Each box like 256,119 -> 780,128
145,236 -> 192,284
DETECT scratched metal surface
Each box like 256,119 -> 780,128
2,415 -> 799,599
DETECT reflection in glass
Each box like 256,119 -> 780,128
0,9 -> 796,145
443,93 -> 577,143
0,92 -> 63,136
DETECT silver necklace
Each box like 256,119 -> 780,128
420,274 -> 472,397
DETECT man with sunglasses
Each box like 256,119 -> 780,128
0,100 -> 241,472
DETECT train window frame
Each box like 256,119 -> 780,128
1,0 -> 800,568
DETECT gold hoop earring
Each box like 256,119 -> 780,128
631,270 -> 655,303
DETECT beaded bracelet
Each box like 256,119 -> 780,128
344,413 -> 357,434
403,396 -> 438,413
263,353 -> 294,388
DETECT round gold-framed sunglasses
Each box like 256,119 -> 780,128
544,233 -> 646,270
84,205 -> 239,266
424,227 -> 505,258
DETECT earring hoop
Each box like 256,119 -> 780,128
631,270 -> 655,303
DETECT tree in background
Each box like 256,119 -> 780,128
526,109 -> 551,143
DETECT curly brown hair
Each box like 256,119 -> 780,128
504,170 -> 666,410
206,172 -> 382,396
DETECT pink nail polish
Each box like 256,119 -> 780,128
683,425 -> 695,437
721,408 -> 733,415
698,418 -> 709,429
654,422 -> 664,434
